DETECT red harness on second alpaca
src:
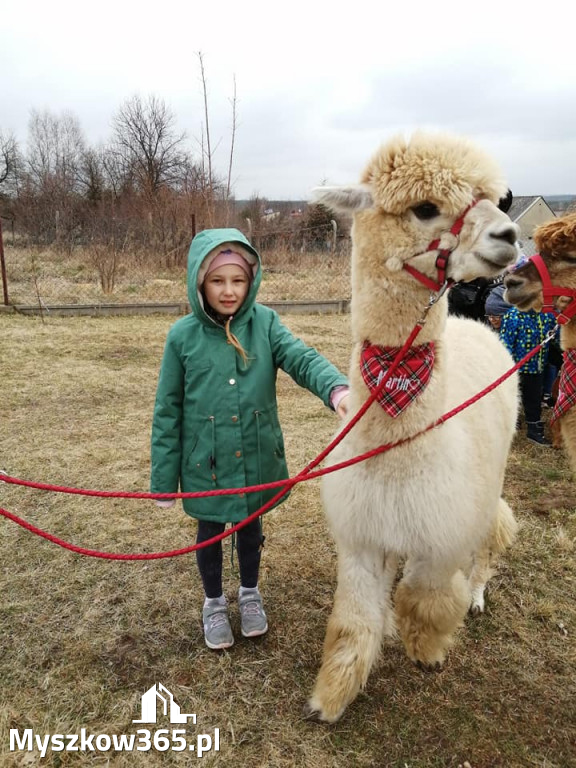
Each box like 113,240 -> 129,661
525,253 -> 576,424
527,253 -> 576,325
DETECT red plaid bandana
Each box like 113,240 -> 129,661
551,348 -> 576,426
360,341 -> 435,418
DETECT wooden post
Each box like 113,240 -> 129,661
0,218 -> 9,305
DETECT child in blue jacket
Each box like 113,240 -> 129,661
488,283 -> 556,444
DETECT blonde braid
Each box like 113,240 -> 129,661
225,317 -> 249,367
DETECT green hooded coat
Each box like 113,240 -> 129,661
150,228 -> 348,523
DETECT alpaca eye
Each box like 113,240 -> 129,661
411,202 -> 440,220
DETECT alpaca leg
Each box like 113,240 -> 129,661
468,546 -> 491,617
395,560 -> 470,669
469,498 -> 517,616
307,546 -> 394,723
381,551 -> 400,639
560,411 -> 576,468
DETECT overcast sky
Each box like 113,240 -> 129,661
3,0 -> 575,200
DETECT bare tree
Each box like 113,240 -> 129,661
101,143 -> 133,199
196,53 -> 240,226
111,95 -> 187,198
224,75 -> 238,224
18,110 -> 86,246
79,147 -> 106,203
26,109 -> 85,194
197,52 -> 215,225
0,130 -> 20,192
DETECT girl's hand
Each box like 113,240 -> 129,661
156,499 -> 176,508
336,394 -> 350,419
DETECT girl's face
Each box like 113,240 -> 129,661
204,264 -> 250,316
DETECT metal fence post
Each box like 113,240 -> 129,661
0,218 -> 10,305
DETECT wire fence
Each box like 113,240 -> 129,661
1,229 -> 352,309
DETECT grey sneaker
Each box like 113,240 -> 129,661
239,591 -> 268,638
202,604 -> 234,650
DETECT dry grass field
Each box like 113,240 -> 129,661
0,312 -> 575,768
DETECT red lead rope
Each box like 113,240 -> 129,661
0,322 -> 429,559
0,327 -> 553,560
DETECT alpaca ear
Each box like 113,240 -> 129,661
311,184 -> 374,213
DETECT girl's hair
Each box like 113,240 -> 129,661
224,316 -> 249,366
202,296 -> 250,367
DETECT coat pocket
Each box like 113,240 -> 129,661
271,412 -> 285,459
184,358 -> 214,389
184,417 -> 212,469
254,407 -> 285,459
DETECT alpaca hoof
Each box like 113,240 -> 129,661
302,702 -> 324,724
305,695 -> 345,724
469,588 -> 485,616
416,659 -> 443,673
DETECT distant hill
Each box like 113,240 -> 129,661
234,199 -> 308,209
543,194 -> 576,214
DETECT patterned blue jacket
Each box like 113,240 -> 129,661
499,308 -> 556,374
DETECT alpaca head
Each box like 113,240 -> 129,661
313,132 -> 519,284
504,212 -> 576,312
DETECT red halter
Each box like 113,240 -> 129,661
526,253 -> 576,325
403,201 -> 478,291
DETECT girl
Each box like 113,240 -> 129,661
151,228 -> 349,650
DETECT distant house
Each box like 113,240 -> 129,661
508,196 -> 556,255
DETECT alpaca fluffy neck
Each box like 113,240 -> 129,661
560,321 -> 576,352
349,210 -> 449,347
345,215 -> 454,442
347,268 -> 449,444
350,270 -> 448,348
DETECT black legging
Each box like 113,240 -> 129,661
519,372 -> 544,423
195,519 -> 264,599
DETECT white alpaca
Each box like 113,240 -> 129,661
307,133 -> 520,722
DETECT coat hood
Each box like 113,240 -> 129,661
187,228 -> 261,323
485,283 -> 512,317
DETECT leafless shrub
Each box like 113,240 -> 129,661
87,238 -> 128,295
